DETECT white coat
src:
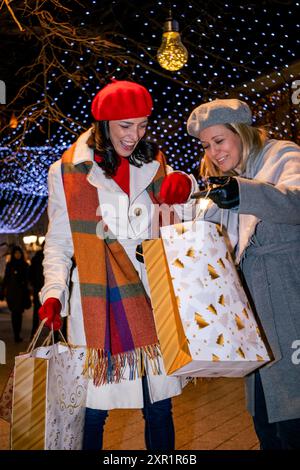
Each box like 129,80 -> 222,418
41,129 -> 197,410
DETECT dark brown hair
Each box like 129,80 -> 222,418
86,121 -> 159,177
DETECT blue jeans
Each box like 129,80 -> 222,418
253,371 -> 300,449
82,375 -> 175,450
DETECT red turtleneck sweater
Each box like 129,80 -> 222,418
94,153 -> 130,196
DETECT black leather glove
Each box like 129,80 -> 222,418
191,176 -> 239,209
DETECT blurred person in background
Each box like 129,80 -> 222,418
2,246 -> 31,342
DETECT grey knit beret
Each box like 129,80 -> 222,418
187,98 -> 252,137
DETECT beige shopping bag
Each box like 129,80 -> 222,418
11,355 -> 47,449
143,239 -> 192,374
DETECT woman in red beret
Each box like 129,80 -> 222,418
38,79 -> 196,450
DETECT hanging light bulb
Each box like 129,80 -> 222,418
157,15 -> 188,72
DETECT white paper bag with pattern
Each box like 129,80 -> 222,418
11,343 -> 87,450
150,220 -> 271,377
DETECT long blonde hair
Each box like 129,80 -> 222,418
200,123 -> 268,177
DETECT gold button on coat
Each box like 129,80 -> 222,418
134,207 -> 142,216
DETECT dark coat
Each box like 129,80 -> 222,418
3,259 -> 31,313
29,250 -> 44,294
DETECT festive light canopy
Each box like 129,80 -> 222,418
0,0 -> 299,233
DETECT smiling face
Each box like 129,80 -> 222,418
108,117 -> 148,157
199,124 -> 243,173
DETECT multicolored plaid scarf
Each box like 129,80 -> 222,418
61,145 -> 168,385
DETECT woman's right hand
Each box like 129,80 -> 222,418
38,297 -> 62,330
159,172 -> 192,204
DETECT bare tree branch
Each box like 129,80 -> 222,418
1,0 -> 25,31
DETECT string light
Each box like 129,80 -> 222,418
0,146 -> 61,233
0,0 -> 299,233
0,190 -> 47,233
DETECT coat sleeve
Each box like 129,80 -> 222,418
40,160 -> 74,316
238,145 -> 300,224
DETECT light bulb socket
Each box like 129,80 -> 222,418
163,18 -> 180,33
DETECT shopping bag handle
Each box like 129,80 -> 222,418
57,328 -> 68,345
26,318 -> 49,353
27,320 -> 69,353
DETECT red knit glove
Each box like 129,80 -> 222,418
160,172 -> 192,204
38,297 -> 62,331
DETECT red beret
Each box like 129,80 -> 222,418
91,79 -> 153,121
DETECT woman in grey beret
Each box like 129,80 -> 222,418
186,98 -> 300,450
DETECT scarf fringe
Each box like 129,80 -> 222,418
83,344 -> 162,386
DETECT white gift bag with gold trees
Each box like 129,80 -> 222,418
149,220 -> 271,378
